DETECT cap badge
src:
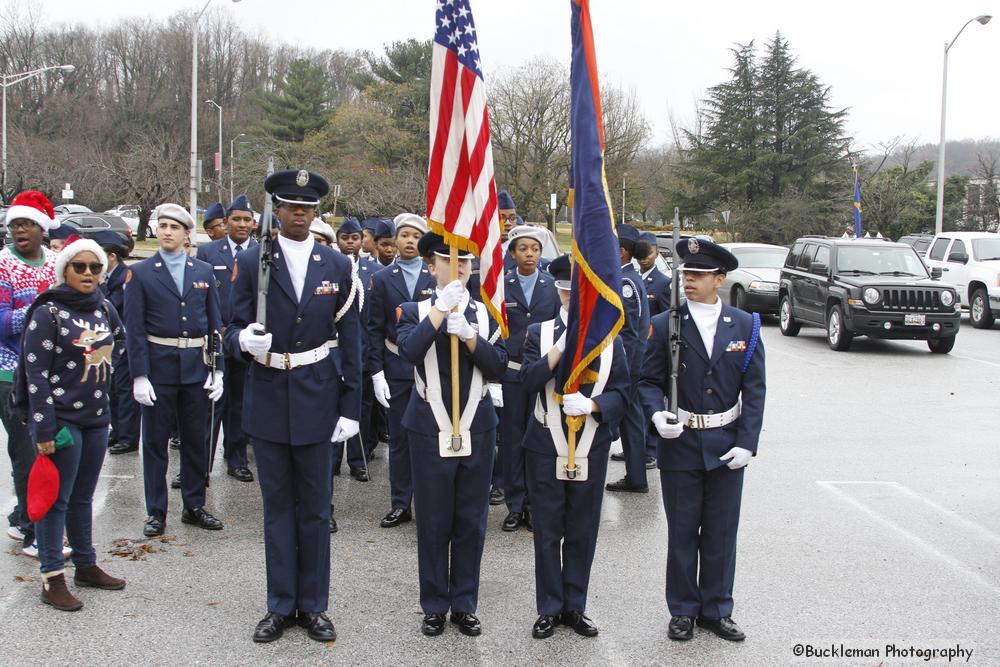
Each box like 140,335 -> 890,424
296,170 -> 309,187
688,238 -> 700,254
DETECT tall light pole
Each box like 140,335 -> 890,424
229,132 -> 245,202
2,64 -> 75,191
205,99 -> 223,200
190,0 -> 242,221
935,14 -> 991,235
621,173 -> 626,225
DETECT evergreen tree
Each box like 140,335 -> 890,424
254,59 -> 334,142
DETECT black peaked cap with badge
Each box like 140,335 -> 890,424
675,237 -> 739,273
264,169 -> 330,205
547,253 -> 572,284
417,232 -> 475,259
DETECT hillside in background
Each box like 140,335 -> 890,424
886,138 -> 1000,177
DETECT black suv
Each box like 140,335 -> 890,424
778,237 -> 960,353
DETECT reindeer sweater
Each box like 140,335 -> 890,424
23,298 -> 125,441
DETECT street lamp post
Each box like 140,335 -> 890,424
935,14 -> 991,235
1,64 -> 75,191
206,99 -> 223,200
189,0 -> 242,221
229,132 -> 245,202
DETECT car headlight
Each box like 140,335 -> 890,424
863,287 -> 881,305
940,290 -> 955,307
748,281 -> 778,293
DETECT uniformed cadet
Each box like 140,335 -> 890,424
519,254 -> 629,639
225,168 -> 362,644
497,190 -> 517,244
310,219 -> 336,246
638,238 -> 765,643
367,213 -> 434,529
360,216 -> 380,264
196,194 -> 257,482
371,219 -> 397,268
95,230 -> 140,456
497,224 -> 560,533
123,203 -> 225,537
202,202 -> 227,241
605,223 -> 652,493
396,232 -> 507,638
637,233 -> 671,316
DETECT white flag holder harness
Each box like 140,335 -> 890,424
534,319 -> 612,481
415,298 -> 489,458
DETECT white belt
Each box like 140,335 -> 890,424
677,404 -> 740,430
507,360 -> 522,371
533,402 -> 550,426
414,372 -> 488,402
147,334 -> 206,349
385,340 -> 399,356
254,340 -> 337,370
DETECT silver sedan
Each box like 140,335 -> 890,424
719,242 -> 789,314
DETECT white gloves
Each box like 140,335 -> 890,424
562,392 -> 593,416
446,312 -> 477,341
239,322 -> 272,356
372,371 -> 391,409
555,330 -> 567,353
331,417 -> 360,443
434,280 -> 466,313
720,447 -> 753,470
652,411 -> 684,439
133,376 -> 157,406
204,371 -> 224,402
488,383 -> 504,407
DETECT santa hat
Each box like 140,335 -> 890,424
54,237 -> 108,285
5,190 -> 60,234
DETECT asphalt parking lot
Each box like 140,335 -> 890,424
1,315 -> 998,666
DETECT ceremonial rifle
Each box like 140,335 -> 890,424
256,157 -> 276,328
205,329 -> 221,484
667,207 -> 681,423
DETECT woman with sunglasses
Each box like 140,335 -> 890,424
22,238 -> 127,611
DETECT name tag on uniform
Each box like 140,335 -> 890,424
314,281 -> 339,295
505,301 -> 519,309
213,265 -> 227,271
192,281 -> 209,289
726,340 -> 747,352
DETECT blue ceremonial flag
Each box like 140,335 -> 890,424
853,165 -> 863,238
557,0 -> 625,394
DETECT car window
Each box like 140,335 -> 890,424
786,242 -> 803,268
837,246 -> 928,277
796,244 -> 817,269
928,238 -> 950,261
913,239 -> 931,252
972,238 -> 1000,261
947,240 -> 967,262
731,247 -> 787,268
813,246 -> 830,269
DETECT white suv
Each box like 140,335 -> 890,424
924,232 -> 1000,328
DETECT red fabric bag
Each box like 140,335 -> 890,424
27,455 -> 59,521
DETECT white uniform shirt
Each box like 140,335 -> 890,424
276,233 -> 315,302
687,297 -> 722,357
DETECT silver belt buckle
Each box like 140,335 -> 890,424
266,352 -> 291,370
177,338 -> 190,349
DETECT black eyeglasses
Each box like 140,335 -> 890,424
70,262 -> 103,275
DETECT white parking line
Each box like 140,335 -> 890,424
817,481 -> 1000,595
950,354 -> 1000,369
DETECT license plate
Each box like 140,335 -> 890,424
904,314 -> 926,326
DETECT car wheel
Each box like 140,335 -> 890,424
732,286 -> 747,311
778,296 -> 800,336
969,288 -> 995,329
826,304 -> 853,351
927,335 -> 956,354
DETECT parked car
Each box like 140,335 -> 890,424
57,213 -> 134,240
897,233 -> 935,258
719,243 -> 788,314
104,205 -> 141,234
53,204 -> 93,219
922,232 -> 1000,329
778,236 -> 960,353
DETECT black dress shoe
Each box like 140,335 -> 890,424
421,613 -> 446,637
349,468 -> 369,482
645,456 -> 657,469
181,507 -> 223,530
171,473 -> 182,489
108,441 -> 138,455
450,612 -> 482,637
488,487 -> 505,506
522,508 -> 533,532
227,467 -> 254,482
501,511 -> 522,532
380,508 -> 412,528
253,612 -> 294,643
561,610 -> 599,637
697,616 -> 745,641
330,517 -> 338,534
668,615 -> 695,641
532,615 -> 559,639
168,436 -> 181,450
605,477 -> 649,493
298,611 -> 337,642
143,513 -> 165,537
610,452 -> 625,461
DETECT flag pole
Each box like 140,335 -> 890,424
450,246 -> 461,449
565,186 -> 581,479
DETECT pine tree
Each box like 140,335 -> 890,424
254,59 -> 334,142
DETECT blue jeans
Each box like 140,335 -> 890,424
0,381 -> 36,540
33,425 -> 108,573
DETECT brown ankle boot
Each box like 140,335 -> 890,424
41,572 -> 83,611
74,565 -> 126,591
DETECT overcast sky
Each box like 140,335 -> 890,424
31,0 -> 999,151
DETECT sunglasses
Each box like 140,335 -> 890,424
70,262 -> 104,275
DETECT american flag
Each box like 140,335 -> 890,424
426,0 -> 507,337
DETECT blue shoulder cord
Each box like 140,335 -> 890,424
741,312 -> 761,374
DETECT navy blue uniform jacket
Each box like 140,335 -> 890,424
123,252 -> 224,384
366,261 -> 435,382
638,304 -> 766,471
100,261 -> 129,318
224,242 -> 362,445
502,271 -> 560,377
642,268 -> 672,317
518,319 -> 629,457
396,296 -> 507,435
196,236 -> 257,326
620,264 -> 649,373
